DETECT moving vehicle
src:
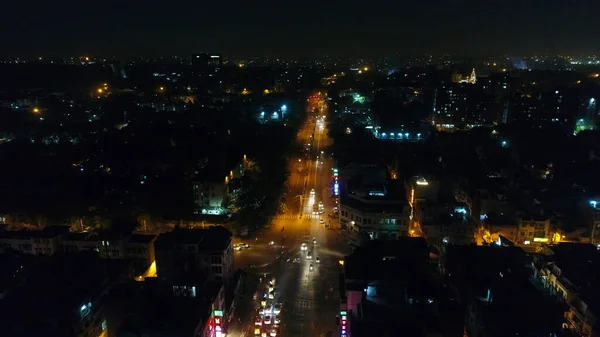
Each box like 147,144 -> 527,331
309,264 -> 314,271
310,189 -> 315,196
319,219 -> 324,224
313,238 -> 317,244
254,327 -> 261,335
306,251 -> 312,260
259,308 -> 264,315
274,315 -> 281,324
264,316 -> 272,325
265,304 -> 273,313
274,303 -> 282,315
301,243 -> 308,251
316,257 -> 320,263
255,317 -> 263,326
270,329 -> 277,337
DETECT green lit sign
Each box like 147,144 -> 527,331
214,310 -> 223,317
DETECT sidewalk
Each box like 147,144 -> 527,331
225,274 -> 259,337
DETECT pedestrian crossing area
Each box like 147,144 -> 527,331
293,298 -> 313,310
274,214 -> 320,220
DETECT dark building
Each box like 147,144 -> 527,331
340,238 -> 437,337
115,281 -> 225,337
0,251 -> 126,337
445,245 -> 567,337
155,226 -> 233,284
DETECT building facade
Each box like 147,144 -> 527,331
155,226 -> 233,284
193,159 -> 246,215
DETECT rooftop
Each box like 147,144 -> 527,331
0,251 -> 119,336
130,234 -> 157,244
0,225 -> 70,239
193,156 -> 242,182
550,243 -> 600,313
117,291 -> 211,337
155,226 -> 232,252
344,237 -> 429,281
341,179 -> 408,214
446,245 -> 531,291
477,276 -> 564,336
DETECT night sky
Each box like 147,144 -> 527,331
2,0 -> 600,58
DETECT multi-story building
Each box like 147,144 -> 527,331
419,204 -> 475,245
446,245 -> 565,337
125,234 -> 157,275
338,163 -> 410,238
116,281 -> 225,337
0,226 -> 69,255
192,158 -> 246,216
517,215 -> 552,244
339,180 -> 410,239
0,251 -> 119,337
155,226 -> 233,284
588,199 -> 600,243
535,243 -> 600,336
340,238 -> 434,337
1,229 -> 157,277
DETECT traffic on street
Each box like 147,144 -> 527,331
230,92 -> 350,337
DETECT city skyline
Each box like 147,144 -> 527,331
2,0 -> 600,58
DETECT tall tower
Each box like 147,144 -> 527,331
469,68 -> 477,84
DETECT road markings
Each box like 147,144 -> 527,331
292,298 -> 313,310
274,214 -> 321,220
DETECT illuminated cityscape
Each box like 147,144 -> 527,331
2,1 -> 600,337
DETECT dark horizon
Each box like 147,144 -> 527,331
2,0 -> 600,58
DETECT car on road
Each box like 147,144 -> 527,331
309,264 -> 314,271
301,243 -> 308,251
264,316 -> 272,325
319,219 -> 324,224
306,251 -> 312,260
258,307 -> 264,315
255,317 -> 263,326
313,238 -> 317,244
274,315 -> 281,324
316,257 -> 320,263
274,303 -> 282,314
265,304 -> 273,313
270,329 -> 277,337
310,189 -> 315,196
254,327 -> 261,335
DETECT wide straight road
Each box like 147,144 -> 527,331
232,93 -> 349,337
